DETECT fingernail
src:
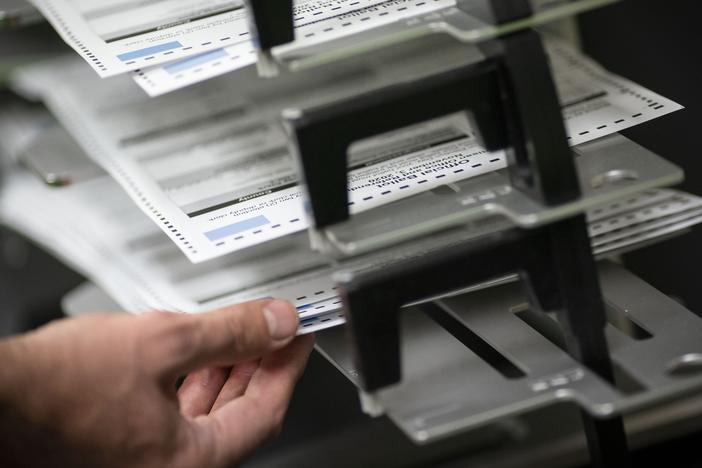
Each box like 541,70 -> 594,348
263,300 -> 298,341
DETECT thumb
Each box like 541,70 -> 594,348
146,300 -> 299,379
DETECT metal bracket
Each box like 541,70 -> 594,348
243,0 -> 294,76
316,262 -> 702,443
285,27 -> 581,230
259,1 -> 635,464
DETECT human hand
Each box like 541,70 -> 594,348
0,299 -> 314,468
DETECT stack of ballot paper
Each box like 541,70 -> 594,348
1,0 -> 699,334
26,0 -> 457,94
2,119 -> 702,334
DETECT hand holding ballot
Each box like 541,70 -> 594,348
0,300 -> 314,468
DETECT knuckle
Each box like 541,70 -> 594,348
224,311 -> 248,350
169,320 -> 205,360
225,305 -> 269,354
143,314 -> 204,365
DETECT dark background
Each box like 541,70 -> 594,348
581,0 -> 702,313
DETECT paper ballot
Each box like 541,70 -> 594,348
28,0 -> 252,77
12,39 -> 683,263
30,0 -> 454,79
0,165 -> 345,334
2,161 -> 701,334
1,106 -> 699,334
132,0 -> 455,96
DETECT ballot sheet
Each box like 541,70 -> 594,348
132,0 -> 455,96
0,166 -> 344,334
11,40 -> 683,263
1,103 -> 699,334
30,0 -> 453,79
27,0 -> 254,77
546,40 -> 681,146
2,161 -> 701,334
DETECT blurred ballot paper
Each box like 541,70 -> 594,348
131,0 -> 455,96
2,130 -> 702,334
11,39 -> 684,263
2,112 -> 702,334
28,0 -> 250,76
28,0 -> 454,80
0,76 -> 697,335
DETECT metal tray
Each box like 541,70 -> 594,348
316,261 -> 702,443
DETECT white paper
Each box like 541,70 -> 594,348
11,40 -> 683,263
589,193 -> 702,249
31,0 -> 454,79
0,166 -> 347,334
547,41 -> 683,146
1,107 -> 699,335
133,0 -> 455,96
2,159 -> 699,335
29,0 -> 251,77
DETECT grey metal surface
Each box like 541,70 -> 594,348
0,0 -> 41,29
316,262 -> 702,444
321,134 -> 683,257
243,392 -> 702,468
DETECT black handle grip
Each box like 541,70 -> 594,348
285,60 -> 510,229
243,0 -> 295,50
343,216 -> 614,394
285,31 -> 579,229
456,0 -> 532,24
342,228 -> 526,391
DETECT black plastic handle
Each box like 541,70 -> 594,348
285,60 -> 511,228
243,0 -> 295,50
456,0 -> 532,24
341,217 -> 612,393
285,30 -> 579,229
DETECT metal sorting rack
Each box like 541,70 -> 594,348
239,0 -> 695,466
2,0 -> 696,463
316,262 -> 702,443
5,3 -> 697,465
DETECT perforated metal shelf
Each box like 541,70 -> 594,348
316,261 -> 702,443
